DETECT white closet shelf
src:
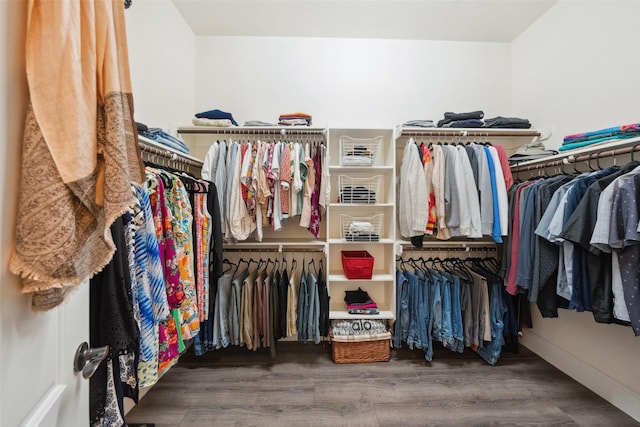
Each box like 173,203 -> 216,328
177,125 -> 327,135
397,127 -> 541,138
223,239 -> 326,248
510,135 -> 640,169
328,273 -> 394,282
329,202 -> 394,208
327,238 -> 394,244
329,310 -> 394,320
328,166 -> 394,172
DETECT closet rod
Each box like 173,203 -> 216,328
512,142 -> 640,172
400,128 -> 541,138
223,246 -> 325,253
138,138 -> 204,168
177,126 -> 327,136
400,246 -> 497,252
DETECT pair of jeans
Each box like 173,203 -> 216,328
478,282 -> 507,365
440,273 -> 454,351
449,274 -> 464,353
394,269 -> 410,349
430,272 -> 443,344
405,269 -> 421,350
416,270 -> 434,361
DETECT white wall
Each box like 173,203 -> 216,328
512,0 -> 640,151
195,36 -> 513,128
512,1 -> 640,421
125,0 -> 196,132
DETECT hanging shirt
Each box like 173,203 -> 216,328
399,139 -> 429,238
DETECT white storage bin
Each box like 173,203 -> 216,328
338,175 -> 381,204
340,214 -> 383,242
339,136 -> 383,166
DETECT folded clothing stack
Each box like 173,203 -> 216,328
342,145 -> 373,165
278,112 -> 312,126
137,122 -> 190,154
402,119 -> 435,128
345,220 -> 379,242
437,110 -> 484,128
340,186 -> 377,204
344,287 -> 379,315
485,116 -> 531,129
194,108 -> 238,126
559,123 -> 640,151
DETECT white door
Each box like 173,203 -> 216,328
1,1 -> 89,426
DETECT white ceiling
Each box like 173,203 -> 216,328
171,0 -> 557,42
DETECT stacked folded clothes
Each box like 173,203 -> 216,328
402,119 -> 435,128
342,145 -> 373,166
340,186 -> 377,204
559,123 -> 640,151
137,122 -> 190,154
345,220 -> 379,242
278,112 -> 312,126
194,108 -> 238,126
485,116 -> 531,129
344,287 -> 379,315
244,120 -> 275,126
192,117 -> 233,127
437,110 -> 484,128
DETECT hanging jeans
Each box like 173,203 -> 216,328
440,273 -> 454,351
405,269 -> 421,350
394,269 -> 410,349
450,274 -> 464,353
416,270 -> 433,361
478,282 -> 507,365
430,272 -> 443,344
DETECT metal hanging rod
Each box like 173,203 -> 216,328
138,134 -> 203,168
223,246 -> 326,253
399,128 -> 541,138
400,246 -> 497,252
512,141 -> 640,172
138,140 -> 203,168
177,126 -> 327,136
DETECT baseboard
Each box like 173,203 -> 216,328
521,332 -> 640,422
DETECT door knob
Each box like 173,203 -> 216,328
73,342 -> 109,379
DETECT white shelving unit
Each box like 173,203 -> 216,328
326,128 -> 396,321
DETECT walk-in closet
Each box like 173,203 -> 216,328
1,1 -> 640,426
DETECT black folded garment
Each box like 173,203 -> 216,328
485,116 -> 531,129
437,110 -> 484,127
340,186 -> 377,203
344,287 -> 373,305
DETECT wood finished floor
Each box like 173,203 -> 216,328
125,342 -> 639,427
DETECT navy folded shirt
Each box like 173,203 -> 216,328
195,109 -> 238,126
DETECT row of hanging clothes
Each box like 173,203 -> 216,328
195,252 -> 330,357
504,147 -> 640,337
398,135 -> 514,245
394,250 -> 523,365
89,149 -> 224,426
200,134 -> 330,242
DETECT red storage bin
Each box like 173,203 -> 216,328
341,250 -> 374,279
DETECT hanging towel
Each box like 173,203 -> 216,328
11,0 -> 145,311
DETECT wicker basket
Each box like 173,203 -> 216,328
331,332 -> 391,364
